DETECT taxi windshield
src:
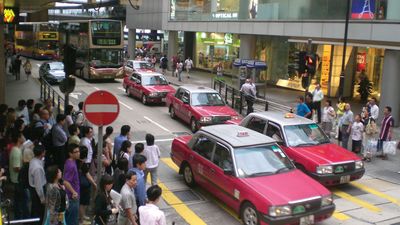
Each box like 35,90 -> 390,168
191,93 -> 225,106
142,75 -> 168,86
284,124 -> 330,147
234,145 -> 294,178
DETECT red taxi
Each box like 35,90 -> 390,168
124,60 -> 154,76
123,71 -> 175,105
171,124 -> 335,225
166,86 -> 241,132
240,111 -> 365,186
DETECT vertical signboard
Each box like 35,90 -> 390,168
352,0 -> 375,19
320,45 -> 332,95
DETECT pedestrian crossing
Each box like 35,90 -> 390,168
160,157 -> 400,224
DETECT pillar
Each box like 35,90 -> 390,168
0,22 -> 5,104
184,31 -> 195,61
128,29 -> 136,59
239,34 -> 256,59
167,31 -> 179,70
379,50 -> 400,126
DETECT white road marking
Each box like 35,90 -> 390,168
118,100 -> 133,110
69,92 -> 82,99
130,138 -> 175,144
118,87 -> 125,91
85,104 -> 119,113
144,116 -> 171,133
93,87 -> 100,90
36,64 -> 41,67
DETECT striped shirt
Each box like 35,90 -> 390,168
380,115 -> 394,140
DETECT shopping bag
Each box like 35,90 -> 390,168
383,141 -> 397,155
366,140 -> 378,156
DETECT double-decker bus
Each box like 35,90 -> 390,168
60,19 -> 124,80
15,23 -> 60,59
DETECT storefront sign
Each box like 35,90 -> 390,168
3,7 -> 19,24
357,52 -> 367,72
352,0 -> 375,19
320,45 -> 332,94
212,12 -> 238,19
39,32 -> 58,40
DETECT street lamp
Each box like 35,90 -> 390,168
338,0 -> 351,97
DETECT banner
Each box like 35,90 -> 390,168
352,0 -> 375,19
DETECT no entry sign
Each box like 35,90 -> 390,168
83,90 -> 120,126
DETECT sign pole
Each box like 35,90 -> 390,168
97,125 -> 103,185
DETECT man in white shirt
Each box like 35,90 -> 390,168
369,97 -> 379,120
312,84 -> 324,123
79,126 -> 94,164
139,185 -> 167,225
184,57 -> 193,78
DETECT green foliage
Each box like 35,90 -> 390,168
357,76 -> 373,102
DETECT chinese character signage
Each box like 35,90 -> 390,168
352,0 -> 375,19
3,7 -> 19,24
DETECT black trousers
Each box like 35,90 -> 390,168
315,101 -> 322,123
29,186 -> 45,225
245,96 -> 254,115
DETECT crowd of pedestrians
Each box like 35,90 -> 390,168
0,99 -> 167,224
294,85 -> 397,165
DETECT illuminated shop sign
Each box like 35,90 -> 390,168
212,12 -> 238,19
3,7 -> 19,24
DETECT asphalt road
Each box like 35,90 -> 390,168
32,59 -> 400,225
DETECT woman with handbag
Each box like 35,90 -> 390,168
43,165 -> 68,225
94,174 -> 119,225
23,59 -> 32,80
362,110 -> 377,162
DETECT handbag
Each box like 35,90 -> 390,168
365,119 -> 378,135
383,141 -> 397,155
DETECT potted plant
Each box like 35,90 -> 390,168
357,75 -> 373,102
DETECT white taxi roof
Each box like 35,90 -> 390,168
200,124 -> 276,148
136,71 -> 164,77
248,111 -> 314,126
180,85 -> 218,94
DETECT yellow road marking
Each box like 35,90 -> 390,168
351,182 -> 400,207
161,157 -> 241,222
332,189 -> 381,212
333,211 -> 350,220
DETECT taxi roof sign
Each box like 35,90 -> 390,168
237,131 -> 249,137
284,113 -> 295,118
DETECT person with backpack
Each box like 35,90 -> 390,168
160,55 -> 168,75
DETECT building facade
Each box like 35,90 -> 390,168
126,0 -> 400,125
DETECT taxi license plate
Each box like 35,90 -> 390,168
300,215 -> 314,225
162,98 -> 166,102
340,175 -> 351,184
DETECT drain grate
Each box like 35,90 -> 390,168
172,190 -> 203,202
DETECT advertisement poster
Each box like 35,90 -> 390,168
352,0 -> 375,19
320,46 -> 332,94
357,52 -> 367,72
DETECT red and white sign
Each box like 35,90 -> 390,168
84,90 -> 120,126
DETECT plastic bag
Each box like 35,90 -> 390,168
383,141 -> 397,155
365,140 -> 378,156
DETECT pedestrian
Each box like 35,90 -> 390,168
339,103 -> 354,150
118,171 -> 138,225
113,157 -> 129,193
64,105 -> 74,136
321,100 -> 336,138
216,62 -> 223,77
94,174 -> 119,225
16,99 -> 30,126
63,143 -> 81,225
14,55 -> 22,80
68,124 -> 81,146
9,131 -> 25,219
31,103 -> 43,123
103,126 -> 114,174
78,146 -> 96,224
52,114 -> 68,171
312,84 -> 324,123
351,114 -> 364,154
335,96 -> 346,139
177,60 -> 183,82
134,143 -> 144,155
27,99 -> 35,122
29,143 -> 47,225
184,57 -> 193,79
43,98 -> 56,126
119,140 -> 132,164
361,109 -> 377,162
240,78 -> 257,115
305,93 -> 315,120
43,165 -> 68,225
139,185 -> 167,225
151,55 -> 157,68
79,126 -> 94,165
377,106 -> 394,160
368,97 -> 379,120
23,58 -> 32,80
171,55 -> 178,77
129,154 -> 147,208
160,55 -> 168,75
144,133 -> 160,186
74,102 -> 87,134
295,96 -> 311,118
114,125 -> 131,162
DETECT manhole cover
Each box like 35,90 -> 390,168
173,190 -> 203,202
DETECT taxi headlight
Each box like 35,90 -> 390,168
149,92 -> 158,97
316,165 -> 333,174
269,205 -> 292,217
355,160 -> 364,169
200,116 -> 212,123
321,195 -> 334,207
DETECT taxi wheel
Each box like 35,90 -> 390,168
241,202 -> 260,225
190,118 -> 198,133
170,106 -> 176,119
183,163 -> 195,187
142,94 -> 147,105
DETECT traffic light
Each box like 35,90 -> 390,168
297,51 -> 307,74
305,53 -> 317,76
63,44 -> 77,77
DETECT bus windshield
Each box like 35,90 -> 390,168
38,41 -> 58,50
91,21 -> 121,46
90,49 -> 122,68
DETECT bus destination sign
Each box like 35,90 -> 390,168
40,32 -> 58,40
95,38 -> 118,45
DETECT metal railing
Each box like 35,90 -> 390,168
40,78 -> 65,115
213,79 -> 292,115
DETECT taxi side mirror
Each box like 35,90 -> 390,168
182,97 -> 189,104
223,168 -> 234,176
136,80 -> 141,84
